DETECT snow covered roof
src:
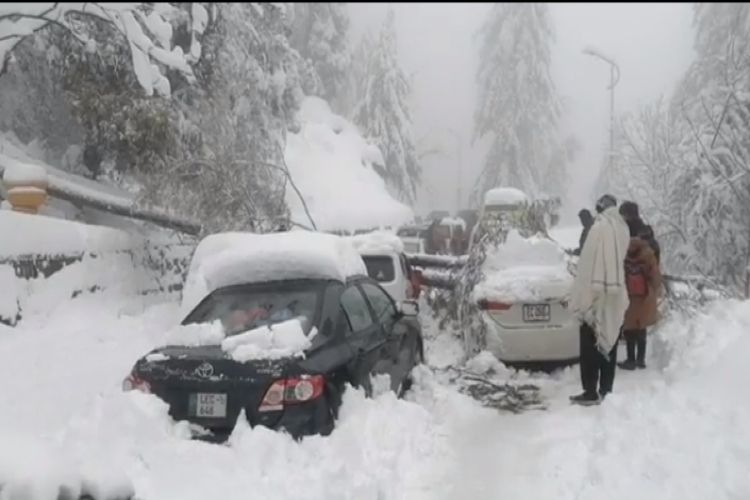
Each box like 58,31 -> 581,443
439,217 -> 466,229
181,230 -> 367,316
346,230 -> 405,256
284,97 -> 413,233
483,187 -> 529,207
474,230 -> 573,302
0,149 -> 200,235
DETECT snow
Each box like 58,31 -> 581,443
0,137 -> 200,234
483,187 -> 529,206
0,264 -> 18,323
549,224 -> 582,250
473,229 -> 574,302
144,10 -> 173,48
347,230 -> 404,256
4,239 -> 750,499
164,320 -> 225,347
439,217 -> 466,229
285,97 -> 413,233
192,3 -> 209,35
0,211 -> 133,257
2,161 -> 47,185
221,319 -> 314,362
181,231 -> 367,317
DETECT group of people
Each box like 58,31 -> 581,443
569,194 -> 663,406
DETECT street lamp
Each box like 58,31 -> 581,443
446,128 -> 463,212
582,46 -> 620,171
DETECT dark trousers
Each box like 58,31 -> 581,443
624,329 -> 647,363
579,322 -> 619,396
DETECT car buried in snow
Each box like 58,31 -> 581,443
122,231 -> 424,442
461,187 -> 578,367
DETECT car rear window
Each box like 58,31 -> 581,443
361,255 -> 396,282
185,282 -> 322,337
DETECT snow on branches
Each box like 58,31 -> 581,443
0,3 -> 209,96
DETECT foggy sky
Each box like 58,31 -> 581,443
348,3 -> 696,223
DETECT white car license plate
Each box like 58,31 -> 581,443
190,393 -> 227,418
523,304 -> 550,322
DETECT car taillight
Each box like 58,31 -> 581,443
258,375 -> 325,413
478,299 -> 512,311
122,373 -> 151,393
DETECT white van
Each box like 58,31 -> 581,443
347,232 -> 420,303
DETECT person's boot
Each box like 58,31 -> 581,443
636,331 -> 647,369
570,392 -> 601,406
618,360 -> 637,370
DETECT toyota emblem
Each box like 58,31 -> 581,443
194,362 -> 214,378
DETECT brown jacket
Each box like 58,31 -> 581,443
623,237 -> 662,330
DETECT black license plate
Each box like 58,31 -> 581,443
523,304 -> 550,322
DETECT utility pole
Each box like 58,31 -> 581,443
583,46 -> 620,171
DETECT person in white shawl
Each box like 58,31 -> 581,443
569,194 -> 630,405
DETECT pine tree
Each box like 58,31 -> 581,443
289,3 -> 351,108
473,3 -> 565,202
352,10 -> 420,204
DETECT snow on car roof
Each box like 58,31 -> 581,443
473,230 -> 573,303
346,230 -> 404,256
181,230 -> 367,316
439,217 -> 466,229
483,187 -> 529,206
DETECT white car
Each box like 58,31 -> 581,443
347,232 -> 420,303
464,187 -> 578,364
397,225 -> 427,254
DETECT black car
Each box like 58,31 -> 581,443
123,276 -> 424,441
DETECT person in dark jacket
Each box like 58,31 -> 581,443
573,208 -> 594,256
619,201 -> 661,261
618,201 -> 663,370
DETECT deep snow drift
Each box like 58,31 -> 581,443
1,289 -> 750,500
284,97 -> 414,233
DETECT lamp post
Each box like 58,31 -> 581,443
446,128 -> 462,212
582,46 -> 620,171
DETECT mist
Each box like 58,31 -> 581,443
348,2 -> 696,222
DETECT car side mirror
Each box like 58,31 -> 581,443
397,300 -> 419,317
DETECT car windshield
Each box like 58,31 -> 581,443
186,282 -> 322,337
361,255 -> 396,282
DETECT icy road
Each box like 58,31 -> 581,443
1,291 -> 749,500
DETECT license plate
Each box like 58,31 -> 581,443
189,393 -> 227,418
523,304 -> 550,322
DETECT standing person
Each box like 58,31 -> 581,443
618,202 -> 662,370
569,194 -> 631,405
573,208 -> 594,256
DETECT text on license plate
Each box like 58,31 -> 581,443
189,393 -> 227,418
523,304 -> 551,322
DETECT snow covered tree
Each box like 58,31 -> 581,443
0,2 -> 312,234
137,2 -> 306,234
0,3 -> 204,96
604,3 -> 750,291
289,3 -> 351,108
473,3 -> 566,202
352,10 -> 420,204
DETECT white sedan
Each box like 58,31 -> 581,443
467,222 -> 578,364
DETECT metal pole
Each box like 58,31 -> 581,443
582,47 -> 620,173
610,64 -> 615,171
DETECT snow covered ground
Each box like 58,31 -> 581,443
1,288 -> 750,499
